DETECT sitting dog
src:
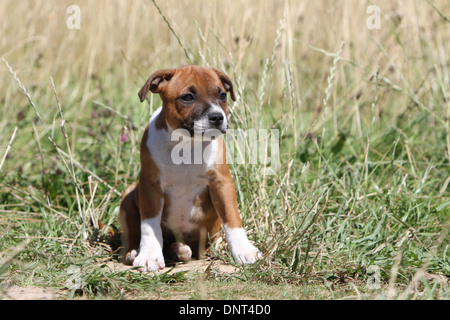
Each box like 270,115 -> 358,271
120,65 -> 262,271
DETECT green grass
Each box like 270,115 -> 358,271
0,0 -> 449,300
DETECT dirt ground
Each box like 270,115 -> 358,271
1,285 -> 60,300
0,259 -> 239,300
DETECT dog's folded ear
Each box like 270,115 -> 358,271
138,69 -> 176,102
213,69 -> 236,102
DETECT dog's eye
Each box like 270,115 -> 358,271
180,94 -> 195,103
219,92 -> 227,102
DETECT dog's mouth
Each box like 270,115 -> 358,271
182,119 -> 228,137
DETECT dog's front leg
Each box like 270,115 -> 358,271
132,215 -> 165,272
208,166 -> 262,264
132,183 -> 165,272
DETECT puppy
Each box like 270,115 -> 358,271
120,65 -> 262,271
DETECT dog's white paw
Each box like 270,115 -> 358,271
132,250 -> 165,272
125,249 -> 138,265
225,226 -> 262,265
169,242 -> 192,262
230,243 -> 262,264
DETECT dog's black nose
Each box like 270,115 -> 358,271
208,112 -> 224,126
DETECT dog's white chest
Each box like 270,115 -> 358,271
146,107 -> 218,233
159,164 -> 208,233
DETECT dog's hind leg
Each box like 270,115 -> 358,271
119,182 -> 141,265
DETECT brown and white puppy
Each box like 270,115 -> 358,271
120,65 -> 262,272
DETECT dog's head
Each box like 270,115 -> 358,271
138,65 -> 236,136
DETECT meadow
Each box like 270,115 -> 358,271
0,0 -> 449,300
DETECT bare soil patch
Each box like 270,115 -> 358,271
1,285 -> 61,300
1,258 -> 239,300
103,258 -> 239,275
